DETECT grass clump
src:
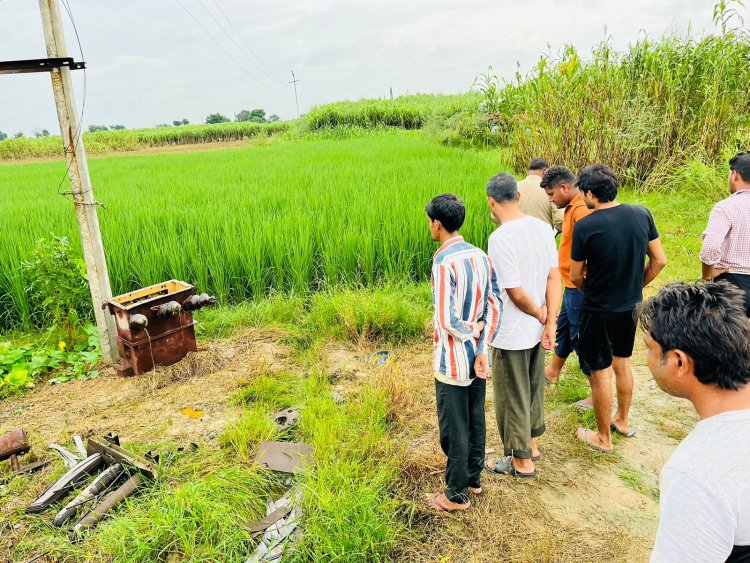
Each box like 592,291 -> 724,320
308,284 -> 431,344
292,377 -> 410,562
231,371 -> 304,411
618,466 -> 660,502
196,294 -> 306,338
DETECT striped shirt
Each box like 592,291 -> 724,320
700,189 -> 750,275
432,236 -> 502,384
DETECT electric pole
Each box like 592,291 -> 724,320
38,0 -> 118,363
390,87 -> 393,101
290,70 -> 300,119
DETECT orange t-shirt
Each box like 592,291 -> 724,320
559,192 -> 593,288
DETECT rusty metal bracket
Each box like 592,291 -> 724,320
0,57 -> 86,75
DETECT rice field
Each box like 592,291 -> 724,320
0,130 -> 504,330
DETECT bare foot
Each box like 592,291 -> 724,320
573,396 -> 594,411
575,428 -> 613,453
544,363 -> 560,384
531,438 -> 541,459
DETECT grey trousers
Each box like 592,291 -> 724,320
491,344 -> 546,459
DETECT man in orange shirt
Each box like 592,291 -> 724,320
541,167 -> 593,395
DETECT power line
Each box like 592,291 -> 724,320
206,0 -> 283,85
174,0 -> 281,91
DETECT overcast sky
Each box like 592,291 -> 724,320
0,0 -> 723,135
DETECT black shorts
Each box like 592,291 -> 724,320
578,309 -> 637,373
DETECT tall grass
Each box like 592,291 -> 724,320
0,121 -> 288,160
488,31 -> 750,188
0,132 -> 502,331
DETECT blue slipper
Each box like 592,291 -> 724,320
573,400 -> 594,412
610,423 -> 637,438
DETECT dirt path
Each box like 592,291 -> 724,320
1,333 -> 696,562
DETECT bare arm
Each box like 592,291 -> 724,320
541,268 -> 562,350
643,238 -> 667,287
506,286 -> 546,324
702,262 -> 729,281
569,260 -> 585,292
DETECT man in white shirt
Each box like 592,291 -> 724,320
636,281 -> 750,562
483,172 -> 561,477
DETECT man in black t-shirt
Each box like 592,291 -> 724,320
569,164 -> 667,453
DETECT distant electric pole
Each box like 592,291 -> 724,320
38,0 -> 118,362
390,87 -> 393,101
290,70 -> 300,119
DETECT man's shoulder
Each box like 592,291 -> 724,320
437,241 -> 488,264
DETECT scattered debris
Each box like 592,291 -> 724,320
73,436 -> 87,458
26,454 -> 104,513
270,407 -> 301,430
246,490 -> 303,563
255,441 -> 314,475
180,407 -> 204,419
27,433 -> 159,536
48,443 -> 81,468
331,390 -> 346,404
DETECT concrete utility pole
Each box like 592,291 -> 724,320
290,70 -> 300,119
38,0 -> 118,363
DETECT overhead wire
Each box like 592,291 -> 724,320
174,0 -> 283,91
56,0 -> 92,203
205,0 -> 285,86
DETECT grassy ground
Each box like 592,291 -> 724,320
0,132 -> 721,561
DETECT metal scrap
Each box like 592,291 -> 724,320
254,441 -> 314,475
270,407 -> 301,431
48,443 -> 81,468
246,490 -> 302,563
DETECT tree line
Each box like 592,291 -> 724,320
0,109 -> 280,140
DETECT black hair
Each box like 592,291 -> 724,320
729,151 -> 750,183
529,158 -> 549,171
540,166 -> 576,189
575,164 -> 618,203
486,172 -> 518,202
425,194 -> 465,233
636,281 -> 750,390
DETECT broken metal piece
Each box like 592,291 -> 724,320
73,436 -> 87,458
0,429 -> 30,466
331,391 -> 345,404
26,454 -> 104,513
54,463 -> 124,527
254,441 -> 314,475
86,435 -> 158,480
246,504 -> 293,534
246,490 -> 303,563
48,443 -> 81,468
270,408 -> 301,430
72,473 -> 144,534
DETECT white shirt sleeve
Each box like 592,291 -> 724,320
651,469 -> 735,563
548,232 -> 559,269
488,232 -> 521,289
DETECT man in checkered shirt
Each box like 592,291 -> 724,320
700,151 -> 750,317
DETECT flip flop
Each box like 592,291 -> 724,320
576,428 -> 613,454
610,424 -> 637,438
573,400 -> 594,412
486,457 -> 537,478
425,492 -> 470,512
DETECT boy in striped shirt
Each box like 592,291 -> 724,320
424,194 -> 501,512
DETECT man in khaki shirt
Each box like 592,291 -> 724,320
492,158 -> 563,232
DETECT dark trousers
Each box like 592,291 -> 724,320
435,378 -> 486,504
491,345 -> 546,459
716,273 -> 750,317
554,287 -> 588,375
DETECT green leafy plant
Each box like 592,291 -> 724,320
20,235 -> 92,335
0,324 -> 101,398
